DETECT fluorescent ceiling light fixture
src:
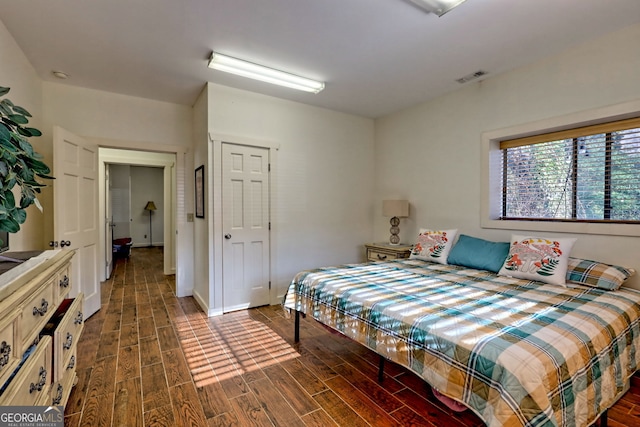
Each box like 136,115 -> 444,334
208,52 -> 325,94
407,0 -> 468,16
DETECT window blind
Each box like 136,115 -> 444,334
500,118 -> 640,222
500,117 -> 640,149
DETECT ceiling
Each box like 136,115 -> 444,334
2,0 -> 640,118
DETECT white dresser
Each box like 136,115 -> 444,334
0,249 -> 83,407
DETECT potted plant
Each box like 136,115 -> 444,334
0,86 -> 53,239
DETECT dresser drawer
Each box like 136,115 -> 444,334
0,336 -> 52,406
55,264 -> 72,303
53,294 -> 84,382
0,250 -> 76,409
50,347 -> 76,406
20,281 -> 55,352
0,308 -> 19,387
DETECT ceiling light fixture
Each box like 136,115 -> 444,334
456,70 -> 488,84
208,52 -> 325,94
407,0 -> 468,16
52,70 -> 69,79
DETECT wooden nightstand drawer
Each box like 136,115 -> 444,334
368,248 -> 397,262
365,243 -> 412,262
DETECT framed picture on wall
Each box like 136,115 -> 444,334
195,165 -> 204,218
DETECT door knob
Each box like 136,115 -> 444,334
224,234 -> 231,240
49,241 -> 59,247
60,240 -> 71,248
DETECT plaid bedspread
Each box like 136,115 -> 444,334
283,259 -> 640,427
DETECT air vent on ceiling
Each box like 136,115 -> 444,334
455,70 -> 488,84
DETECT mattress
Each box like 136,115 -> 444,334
283,259 -> 640,427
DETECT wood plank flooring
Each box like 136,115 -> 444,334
64,247 -> 640,426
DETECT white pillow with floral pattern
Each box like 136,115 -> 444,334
498,234 -> 576,286
409,229 -> 458,265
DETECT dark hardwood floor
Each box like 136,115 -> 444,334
64,247 -> 640,426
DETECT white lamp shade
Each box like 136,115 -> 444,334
382,200 -> 409,218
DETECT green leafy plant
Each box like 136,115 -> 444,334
0,86 -> 53,235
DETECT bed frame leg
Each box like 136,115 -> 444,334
600,409 -> 608,427
294,310 -> 300,343
378,356 -> 385,383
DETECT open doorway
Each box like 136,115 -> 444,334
109,163 -> 164,252
98,148 -> 176,282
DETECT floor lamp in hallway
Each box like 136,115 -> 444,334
144,201 -> 157,247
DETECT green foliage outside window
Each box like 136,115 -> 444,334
503,127 -> 640,222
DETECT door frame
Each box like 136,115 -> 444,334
104,163 -> 114,280
98,148 -> 176,279
86,137 -> 193,297
209,134 -> 280,315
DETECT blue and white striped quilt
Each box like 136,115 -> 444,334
283,259 -> 640,427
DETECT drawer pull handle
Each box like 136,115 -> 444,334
52,384 -> 63,405
63,333 -> 73,350
67,355 -> 76,370
59,275 -> 69,288
29,367 -> 47,393
32,299 -> 49,317
377,254 -> 387,260
74,311 -> 84,325
0,341 -> 10,369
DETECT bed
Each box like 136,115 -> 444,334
283,255 -> 640,427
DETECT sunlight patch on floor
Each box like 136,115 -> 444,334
178,313 -> 299,388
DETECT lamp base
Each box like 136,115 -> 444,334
149,210 -> 153,247
389,217 -> 400,245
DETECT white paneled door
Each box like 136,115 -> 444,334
222,143 -> 270,313
53,126 -> 101,318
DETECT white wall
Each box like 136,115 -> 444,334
0,20 -> 46,251
130,166 -> 164,246
109,165 -> 165,246
109,164 -> 131,239
191,87 -> 209,310
200,83 -> 375,314
375,23 -> 640,289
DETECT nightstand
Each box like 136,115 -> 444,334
365,243 -> 412,262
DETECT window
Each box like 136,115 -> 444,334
500,117 -> 640,223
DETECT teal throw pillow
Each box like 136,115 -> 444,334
447,234 -> 510,273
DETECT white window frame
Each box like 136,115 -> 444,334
481,99 -> 640,237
